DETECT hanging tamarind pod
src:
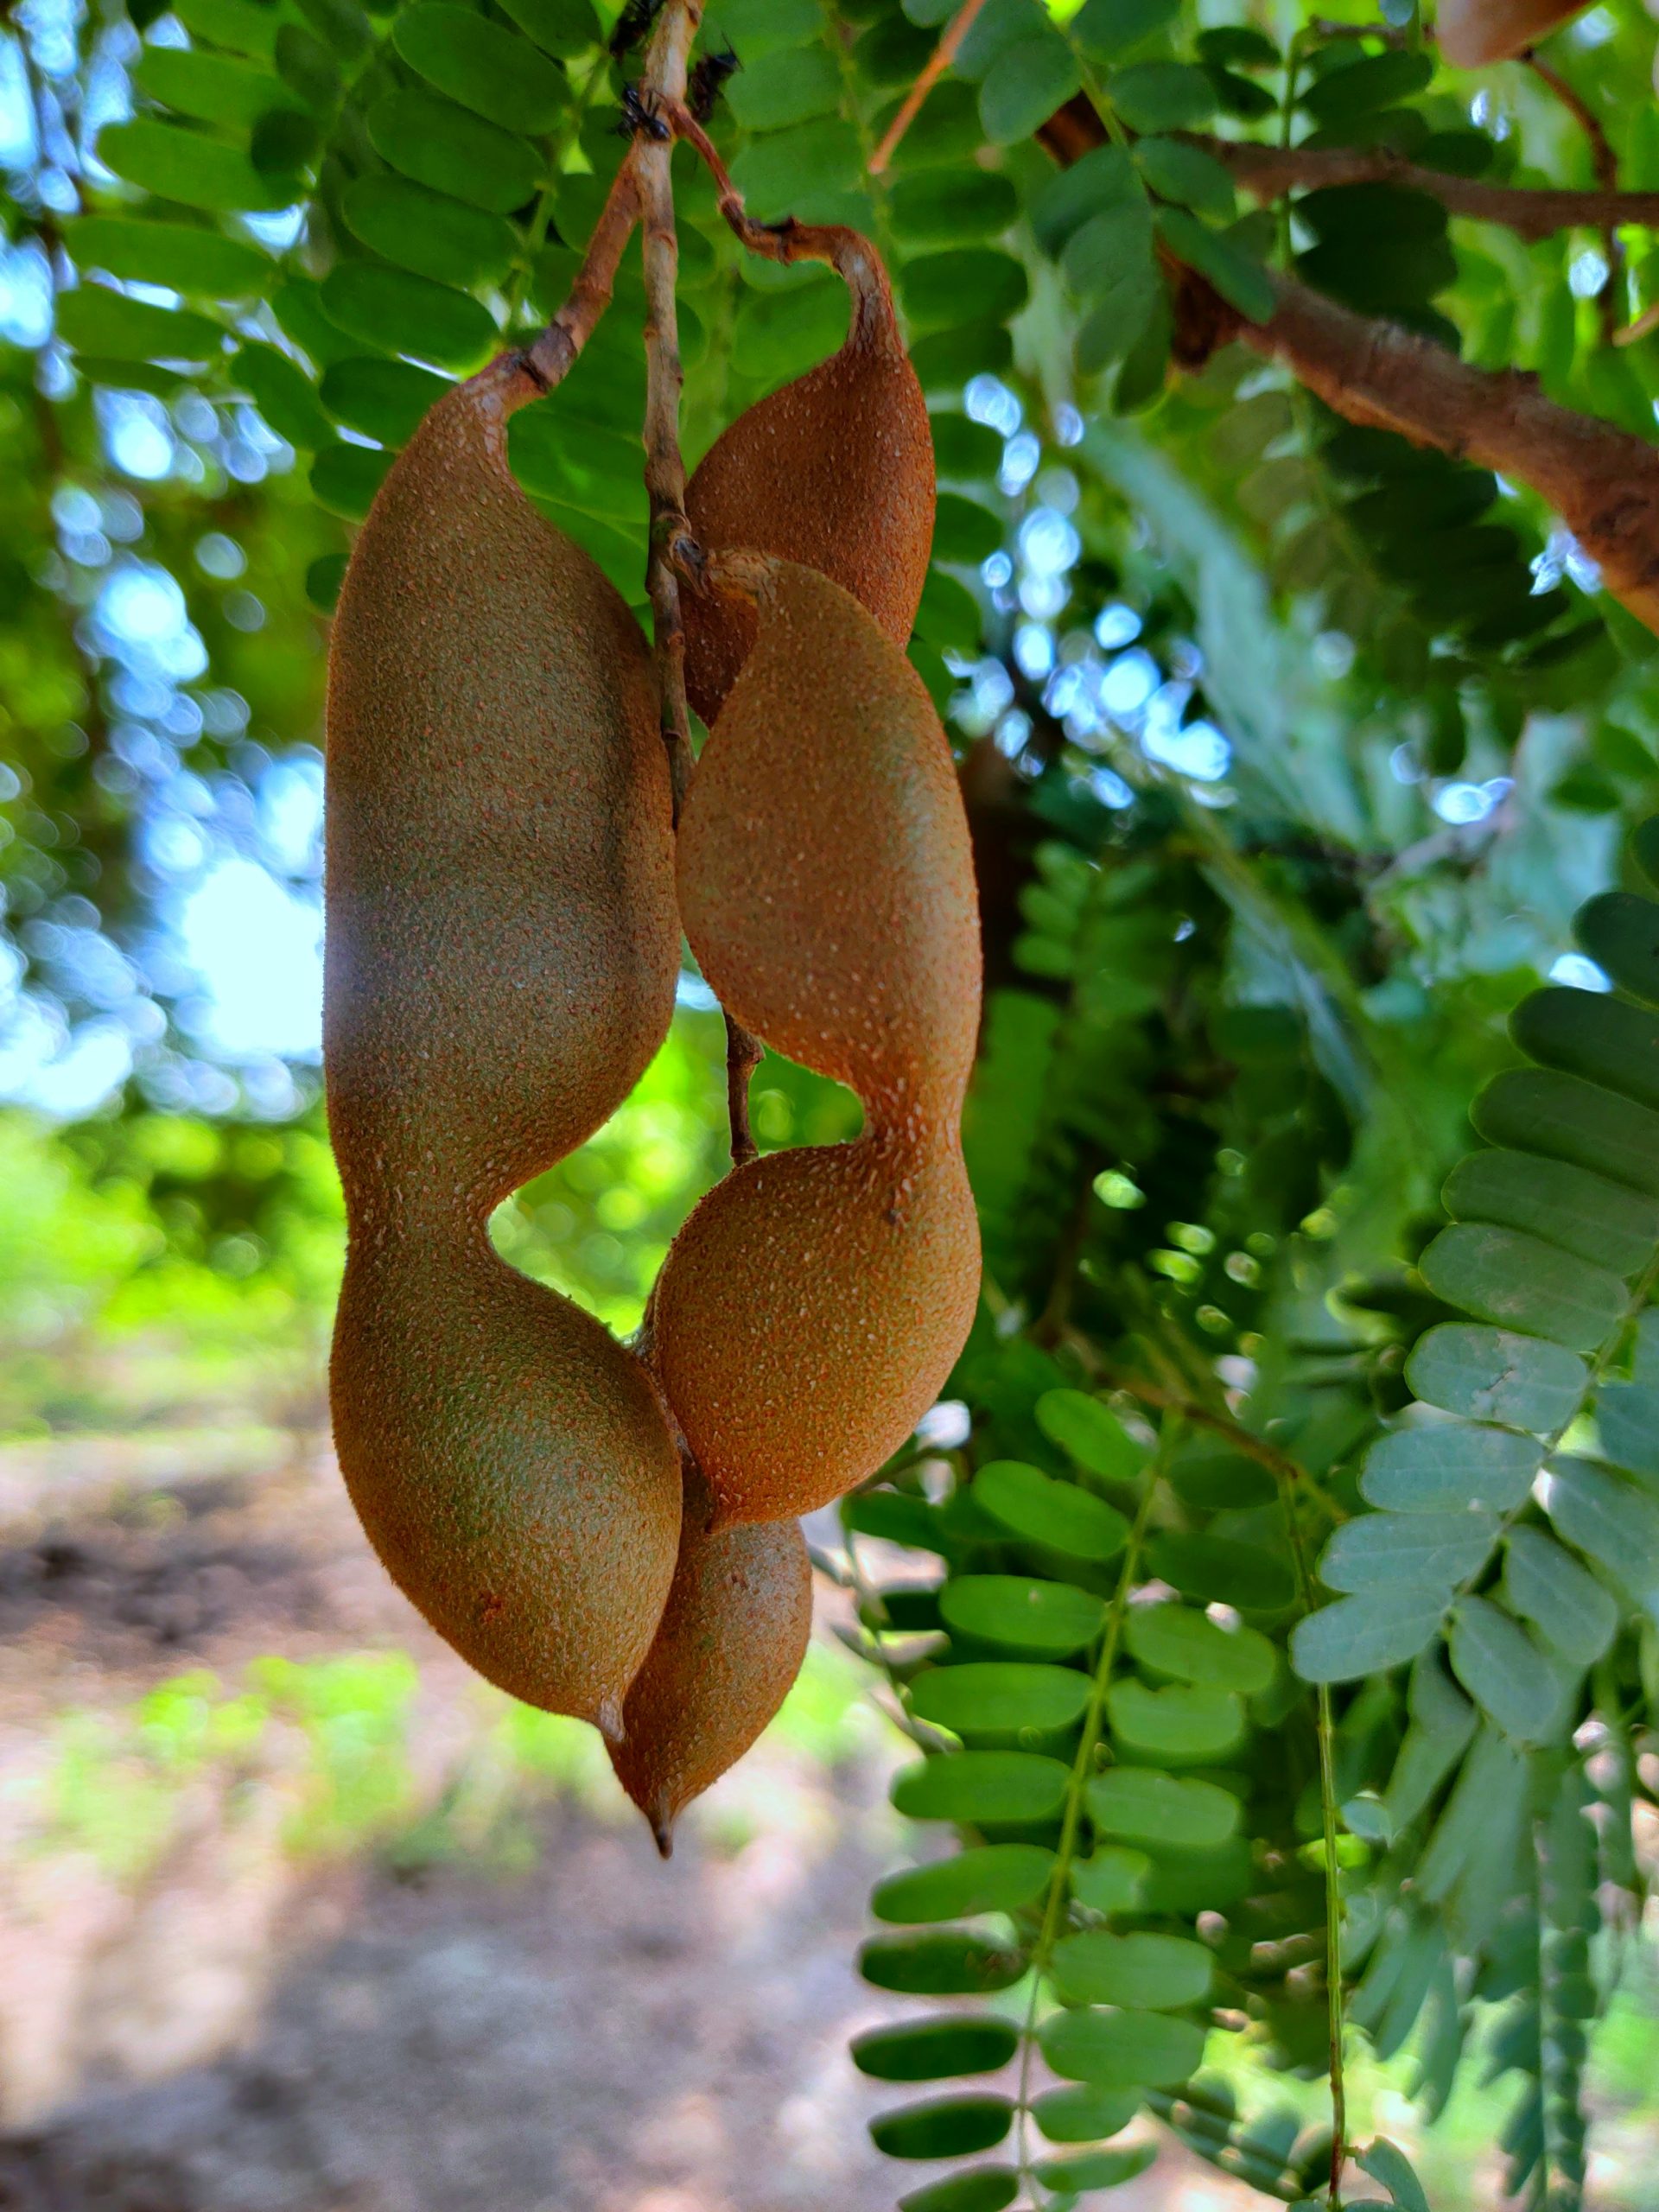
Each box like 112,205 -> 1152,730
610,1461 -> 812,1855
326,359 -> 683,1738
680,232 -> 934,728
1437,0 -> 1589,64
652,555 -> 982,1528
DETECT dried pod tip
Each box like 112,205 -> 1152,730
652,1798 -> 676,1859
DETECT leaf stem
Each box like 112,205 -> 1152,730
1013,1418 -> 1178,2210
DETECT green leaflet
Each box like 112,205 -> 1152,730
890,1751 -> 1071,1823
859,1933 -> 1028,1996
970,1461 -> 1128,1560
1029,2083 -> 1140,2142
1105,1677 -> 1245,1761
366,91 -> 542,216
1039,2005 -> 1207,2088
97,119 -> 294,213
1290,1589 -> 1445,1683
852,2018 -> 1020,2082
1405,1325 -> 1586,1433
907,1661 -> 1092,1736
1050,1929 -> 1213,2008
1502,1527 -> 1617,1665
1444,1147 -> 1659,1274
1317,1507 -> 1500,1592
1122,1602 -> 1275,1693
938,1574 -> 1106,1655
319,264 -> 497,372
869,2095 -> 1014,2160
1069,1844 -> 1149,1913
871,1843 -> 1057,1923
56,289 -> 222,368
1447,1596 -> 1565,1745
1359,1421 -> 1541,1514
340,177 -> 518,290
1085,1765 -> 1239,1847
897,2170 -> 1018,2212
391,4 -> 568,136
1035,1388 -> 1147,1479
66,217 -> 271,299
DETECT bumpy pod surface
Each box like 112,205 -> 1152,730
610,1473 -> 811,1854
654,558 -> 982,1526
681,240 -> 933,728
326,363 -> 683,1734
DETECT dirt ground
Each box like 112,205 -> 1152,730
0,1424 -> 1243,2212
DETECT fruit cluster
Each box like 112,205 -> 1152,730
324,235 -> 981,1851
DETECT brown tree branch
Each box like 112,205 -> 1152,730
524,155 -> 643,390
1038,99 -> 1659,639
868,0 -> 990,176
1182,130 -> 1659,245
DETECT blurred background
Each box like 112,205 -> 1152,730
4,0 -> 1659,2205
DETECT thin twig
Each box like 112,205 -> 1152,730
1013,1421 -> 1178,2212
868,0 -> 989,176
1524,52 -> 1623,343
634,0 -> 701,817
723,1013 -> 764,1168
524,154 -> 643,390
1185,129 -> 1659,245
1093,1361 -> 1313,1491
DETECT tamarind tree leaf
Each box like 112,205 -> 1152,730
868,2094 -> 1015,2160
1109,62 -> 1217,134
1592,1382 -> 1659,1486
872,1843 -> 1057,1923
174,0 -> 281,61
131,47 -> 302,133
391,3 -> 567,136
321,357 -> 448,449
902,250 -> 1029,334
1447,1595 -> 1565,1745
1445,1145 -> 1659,1274
1544,1457 -> 1659,1595
913,318 -> 1014,390
1359,1421 -> 1541,1516
320,264 -> 497,372
979,35 -> 1081,147
915,568 -> 982,654
726,45 -> 841,130
274,24 -> 340,110
1106,1679 -> 1244,1762
1050,1929 -> 1213,2010
234,343 -> 334,450
1474,1067 -> 1659,1199
1145,1533 -> 1295,1612
852,2017 -> 1020,2082
1070,1844 -> 1149,1914
890,170 -> 1020,247
931,492 -> 1006,569
971,1461 -> 1128,1561
1033,2144 -> 1158,2191
1084,1765 -> 1238,1847
1061,199 -> 1157,308
54,287 -> 222,367
1514,984 -> 1659,1110
96,119 -> 294,213
309,440 -> 392,522
897,2167 -> 1018,2212
1140,1835 -> 1255,1914
729,119 -> 861,220
859,1932 -> 1029,1995
295,0 -> 372,63
1290,1590 -> 1445,1683
890,1750 -> 1071,1822
1418,1222 -> 1624,1352
1071,0 -> 1181,62
366,91 -> 542,216
340,177 -> 518,291
939,1574 -> 1105,1655
1167,1450 -> 1277,1510
1404,1325 -> 1586,1433
1155,208 -> 1274,323
1135,137 -> 1236,222
304,553 -> 346,613
706,0 -> 823,51
1035,1389 -> 1146,1480
1039,2005 -> 1207,2088
1357,2136 -> 1433,2212
272,276 -> 359,371
1030,143 -> 1138,257
1501,1528 -> 1618,1666
508,416 -> 649,527
845,1489 -> 953,1552
1122,1603 -> 1275,1694
1300,48 -> 1433,124
495,0 -> 601,59
66,216 -> 270,298
1029,2083 -> 1141,2143
1317,1509 -> 1499,1594
908,1661 -> 1092,1736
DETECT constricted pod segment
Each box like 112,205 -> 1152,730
611,1466 -> 812,1854
652,556 -> 982,1526
325,359 -> 683,1734
681,232 -> 934,728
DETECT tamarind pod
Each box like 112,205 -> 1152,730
610,1473 -> 812,1854
325,360 -> 683,1730
681,238 -> 933,728
653,556 -> 982,1526
1436,0 -> 1588,63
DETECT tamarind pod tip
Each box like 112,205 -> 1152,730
651,1801 -> 676,1859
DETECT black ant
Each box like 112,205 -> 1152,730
608,0 -> 665,60
616,81 -> 672,140
688,43 -> 741,124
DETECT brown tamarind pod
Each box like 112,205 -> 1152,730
652,556 -> 982,1527
610,1467 -> 812,1855
1436,0 -> 1588,62
325,359 -> 683,1737
681,234 -> 934,728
